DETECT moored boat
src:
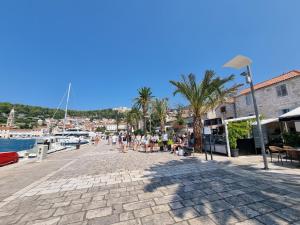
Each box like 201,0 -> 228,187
0,152 -> 19,166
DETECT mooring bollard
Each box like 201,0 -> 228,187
38,145 -> 48,161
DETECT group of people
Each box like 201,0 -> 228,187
105,132 -> 194,154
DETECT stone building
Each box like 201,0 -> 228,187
235,70 -> 300,118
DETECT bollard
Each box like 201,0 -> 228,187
38,145 -> 48,161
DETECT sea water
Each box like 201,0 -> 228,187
0,139 -> 36,152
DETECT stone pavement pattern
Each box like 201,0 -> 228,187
0,143 -> 299,225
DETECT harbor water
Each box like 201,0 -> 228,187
0,139 -> 36,152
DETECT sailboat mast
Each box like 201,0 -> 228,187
63,83 -> 71,133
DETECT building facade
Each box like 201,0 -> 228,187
235,70 -> 300,118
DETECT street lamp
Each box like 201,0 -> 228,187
224,55 -> 269,170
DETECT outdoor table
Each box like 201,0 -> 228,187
283,146 -> 300,163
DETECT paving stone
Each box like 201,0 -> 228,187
72,197 -> 92,205
247,202 -> 276,214
112,204 -> 124,214
173,221 -> 189,225
169,207 -> 200,222
169,201 -> 184,210
58,211 -> 85,225
138,192 -> 164,201
82,200 -> 106,210
188,216 -> 216,225
151,204 -> 171,213
193,204 -> 212,216
120,211 -> 135,221
31,217 -> 60,225
111,218 -> 142,225
19,209 -> 56,223
154,194 -> 182,205
52,201 -> 71,208
54,204 -> 83,216
256,213 -> 290,225
232,206 -> 260,220
123,200 -> 155,211
133,207 -> 152,218
107,196 -> 139,206
87,214 -> 119,225
273,207 -> 300,222
209,210 -> 241,224
86,207 -> 112,219
0,213 -> 24,224
235,219 -> 264,225
141,212 -> 174,225
205,200 -> 234,213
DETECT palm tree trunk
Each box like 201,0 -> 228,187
193,116 -> 202,153
160,119 -> 165,133
143,108 -> 147,133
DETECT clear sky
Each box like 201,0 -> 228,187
0,0 -> 299,110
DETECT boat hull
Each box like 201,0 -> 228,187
0,152 -> 19,166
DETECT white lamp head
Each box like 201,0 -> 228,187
223,55 -> 252,69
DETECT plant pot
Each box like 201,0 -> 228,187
231,148 -> 239,157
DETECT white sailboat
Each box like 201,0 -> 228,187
54,83 -> 89,146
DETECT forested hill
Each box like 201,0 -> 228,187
0,102 -> 120,128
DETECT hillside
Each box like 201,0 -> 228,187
0,102 -> 121,129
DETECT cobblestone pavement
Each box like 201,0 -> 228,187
0,143 -> 299,225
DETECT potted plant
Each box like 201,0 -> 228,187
167,139 -> 174,151
228,120 -> 252,157
229,134 -> 239,157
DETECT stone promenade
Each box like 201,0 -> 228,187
0,143 -> 299,225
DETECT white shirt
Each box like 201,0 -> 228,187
163,133 -> 168,141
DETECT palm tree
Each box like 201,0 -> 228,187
130,107 -> 142,131
134,87 -> 154,132
173,104 -> 186,132
125,111 -> 134,133
152,98 -> 168,132
170,70 -> 241,152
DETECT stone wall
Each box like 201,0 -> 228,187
235,77 -> 300,118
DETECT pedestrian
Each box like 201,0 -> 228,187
162,132 -> 168,151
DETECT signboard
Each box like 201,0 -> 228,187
204,127 -> 212,135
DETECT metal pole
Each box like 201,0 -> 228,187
246,65 -> 269,170
63,83 -> 71,134
150,117 -> 152,133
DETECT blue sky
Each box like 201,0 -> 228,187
0,0 -> 299,110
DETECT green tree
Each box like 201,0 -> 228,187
170,71 -> 240,152
133,87 -> 154,132
152,98 -> 168,132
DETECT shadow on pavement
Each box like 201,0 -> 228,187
143,156 -> 300,224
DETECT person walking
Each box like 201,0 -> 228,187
162,132 -> 168,151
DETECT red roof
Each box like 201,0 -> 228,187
239,70 -> 300,96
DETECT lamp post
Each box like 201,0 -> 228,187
224,55 -> 269,170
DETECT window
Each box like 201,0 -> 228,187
276,84 -> 288,97
282,109 -> 290,114
245,94 -> 252,106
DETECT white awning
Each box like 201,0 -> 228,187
252,118 -> 278,125
225,115 -> 256,124
279,107 -> 300,119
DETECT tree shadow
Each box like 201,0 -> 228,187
142,156 -> 300,224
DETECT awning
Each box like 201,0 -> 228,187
252,118 -> 279,125
279,107 -> 300,121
